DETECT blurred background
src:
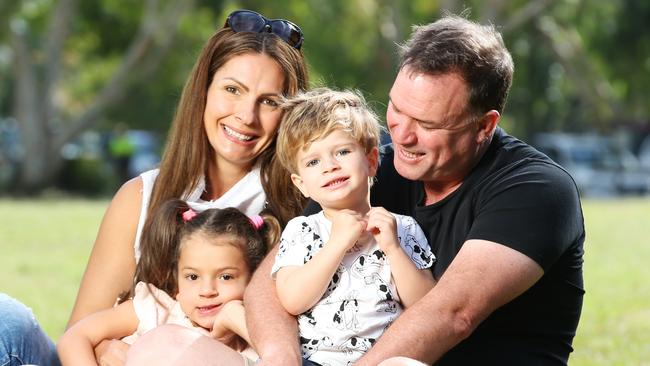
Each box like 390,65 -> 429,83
1,2 -> 649,364
1,0 -> 649,198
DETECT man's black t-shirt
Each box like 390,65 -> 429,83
370,128 -> 585,365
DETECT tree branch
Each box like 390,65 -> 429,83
502,0 -> 553,34
55,0 -> 195,150
535,16 -> 620,126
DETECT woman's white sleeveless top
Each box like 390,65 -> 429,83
134,167 -> 266,261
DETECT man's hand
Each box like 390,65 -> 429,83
95,338 -> 129,366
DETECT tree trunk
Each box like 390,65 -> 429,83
12,19 -> 55,192
10,0 -> 194,193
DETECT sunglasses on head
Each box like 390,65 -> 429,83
225,9 -> 304,50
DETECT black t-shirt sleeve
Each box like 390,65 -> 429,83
467,160 -> 584,270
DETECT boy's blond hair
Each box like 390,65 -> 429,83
277,87 -> 382,174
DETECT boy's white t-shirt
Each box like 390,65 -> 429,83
271,211 -> 435,366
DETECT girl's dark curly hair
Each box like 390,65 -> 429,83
119,199 -> 280,303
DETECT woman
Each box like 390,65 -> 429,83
0,9 -> 308,365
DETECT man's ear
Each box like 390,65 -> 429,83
367,146 -> 380,177
476,110 -> 500,143
290,173 -> 310,198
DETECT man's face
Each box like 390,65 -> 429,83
386,66 -> 485,191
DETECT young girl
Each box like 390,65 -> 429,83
57,199 -> 279,366
272,88 -> 437,365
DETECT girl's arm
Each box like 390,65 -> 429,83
57,300 -> 140,366
67,178 -> 143,327
210,300 -> 251,345
367,208 -> 436,307
275,210 -> 364,315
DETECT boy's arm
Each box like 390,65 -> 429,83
367,207 -> 436,307
384,245 -> 436,307
57,300 -> 139,366
275,210 -> 364,315
275,241 -> 348,315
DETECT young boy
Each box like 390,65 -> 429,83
272,88 -> 436,365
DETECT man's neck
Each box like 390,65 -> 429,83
422,180 -> 463,205
422,141 -> 491,205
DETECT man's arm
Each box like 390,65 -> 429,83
245,246 -> 302,366
355,239 -> 543,365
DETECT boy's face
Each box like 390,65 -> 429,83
290,129 -> 379,214
176,233 -> 250,331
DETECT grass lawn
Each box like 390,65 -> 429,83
1,197 -> 649,364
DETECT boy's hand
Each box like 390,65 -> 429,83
329,209 -> 367,251
367,207 -> 400,256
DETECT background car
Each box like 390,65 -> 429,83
532,133 -> 650,197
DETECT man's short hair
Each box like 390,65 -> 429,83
277,88 -> 382,174
399,15 -> 514,115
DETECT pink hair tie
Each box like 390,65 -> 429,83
182,208 -> 198,222
249,215 -> 264,230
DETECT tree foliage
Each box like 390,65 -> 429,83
0,0 -> 647,193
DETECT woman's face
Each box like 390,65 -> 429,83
203,52 -> 285,171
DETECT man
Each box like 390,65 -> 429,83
246,15 -> 585,366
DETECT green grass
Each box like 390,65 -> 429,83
0,198 -> 107,339
571,198 -> 650,366
1,197 -> 649,364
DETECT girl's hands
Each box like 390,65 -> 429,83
366,207 -> 400,256
95,338 -> 129,366
210,300 -> 243,341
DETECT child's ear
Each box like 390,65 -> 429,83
367,147 -> 380,177
290,173 -> 310,198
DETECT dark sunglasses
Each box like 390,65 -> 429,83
225,9 -> 304,50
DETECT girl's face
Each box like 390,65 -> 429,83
175,233 -> 251,330
203,52 -> 285,172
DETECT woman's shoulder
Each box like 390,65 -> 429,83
100,176 -> 145,237
111,176 -> 145,212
